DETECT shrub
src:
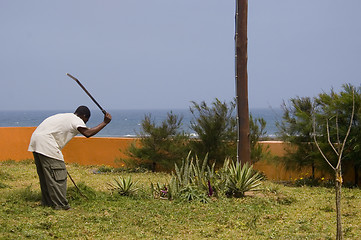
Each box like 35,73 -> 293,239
123,112 -> 189,171
276,96 -> 323,179
189,99 -> 237,165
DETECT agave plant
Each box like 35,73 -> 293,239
174,151 -> 193,187
107,176 -> 138,196
225,160 -> 263,198
179,185 -> 209,203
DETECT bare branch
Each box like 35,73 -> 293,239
336,114 -> 341,148
327,118 -> 339,156
336,89 -> 355,169
313,116 -> 336,170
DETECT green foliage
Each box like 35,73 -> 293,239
151,152 -> 264,201
150,182 -> 169,200
124,112 -> 189,171
276,96 -> 323,178
189,98 -> 271,165
315,84 -> 361,185
225,160 -> 264,198
249,114 -> 271,163
178,185 -> 209,203
277,84 -> 361,185
123,99 -> 271,172
108,176 -> 139,196
152,152 -> 215,201
169,152 -> 205,201
189,98 -> 237,164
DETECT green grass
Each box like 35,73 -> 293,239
1,161 -> 361,239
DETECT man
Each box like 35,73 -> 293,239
28,106 -> 112,210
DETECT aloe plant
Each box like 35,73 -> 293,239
225,161 -> 263,198
108,176 -> 138,196
174,151 -> 193,187
152,153 -> 263,201
179,185 -> 209,203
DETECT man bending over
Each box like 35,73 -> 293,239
28,106 -> 112,210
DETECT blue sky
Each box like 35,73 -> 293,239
1,0 -> 360,111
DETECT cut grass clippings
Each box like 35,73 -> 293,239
1,161 -> 361,239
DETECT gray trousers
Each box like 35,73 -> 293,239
33,152 -> 69,209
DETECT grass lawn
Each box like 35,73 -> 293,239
1,160 -> 361,240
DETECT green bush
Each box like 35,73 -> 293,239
123,112 -> 189,171
189,99 -> 237,164
277,84 -> 361,186
123,98 -> 271,172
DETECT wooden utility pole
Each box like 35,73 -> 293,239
235,0 -> 250,164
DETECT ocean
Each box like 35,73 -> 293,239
0,108 -> 283,138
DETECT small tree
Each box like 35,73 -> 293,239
189,98 -> 270,165
316,84 -> 361,186
276,97 -> 323,178
125,112 -> 189,171
313,87 -> 355,240
189,99 -> 237,164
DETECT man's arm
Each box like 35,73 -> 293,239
78,112 -> 112,138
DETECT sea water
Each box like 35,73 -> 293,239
0,108 -> 283,138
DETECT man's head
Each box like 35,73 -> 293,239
74,106 -> 91,123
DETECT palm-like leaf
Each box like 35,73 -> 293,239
108,176 -> 138,196
226,161 -> 263,197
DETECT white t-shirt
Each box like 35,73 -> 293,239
28,113 -> 87,161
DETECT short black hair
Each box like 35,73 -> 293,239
74,106 -> 91,119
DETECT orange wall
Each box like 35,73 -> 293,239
0,127 -> 137,167
0,127 -> 36,161
255,141 -> 312,181
63,137 -> 137,167
0,127 -> 357,182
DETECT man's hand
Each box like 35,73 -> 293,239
78,112 -> 112,138
104,112 -> 112,124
